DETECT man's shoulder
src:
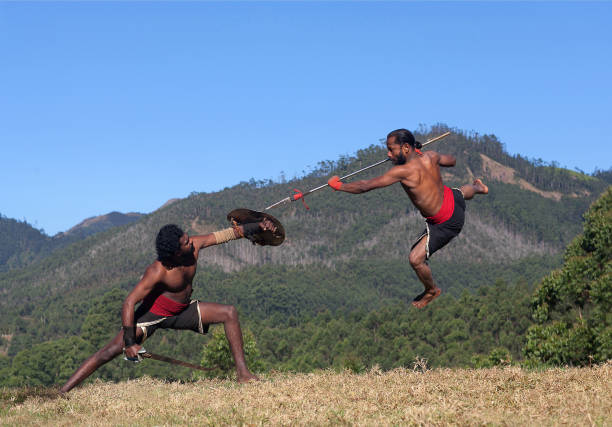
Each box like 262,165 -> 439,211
424,150 -> 440,160
388,163 -> 420,186
144,261 -> 167,279
389,163 -> 413,177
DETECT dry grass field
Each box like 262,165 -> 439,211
1,363 -> 610,426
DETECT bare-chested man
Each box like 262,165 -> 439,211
60,219 -> 275,393
327,128 -> 488,308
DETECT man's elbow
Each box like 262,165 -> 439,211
122,298 -> 137,313
200,235 -> 217,248
441,157 -> 456,167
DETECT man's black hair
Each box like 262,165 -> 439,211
156,224 -> 184,261
387,128 -> 423,150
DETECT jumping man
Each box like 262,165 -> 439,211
327,129 -> 488,308
60,220 -> 275,392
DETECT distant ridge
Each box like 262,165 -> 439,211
60,211 -> 144,239
0,211 -> 144,272
159,198 -> 180,210
0,200 -> 179,273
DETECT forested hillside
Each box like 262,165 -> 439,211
0,216 -> 55,272
0,124 -> 609,386
0,211 -> 143,272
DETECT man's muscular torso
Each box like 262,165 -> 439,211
151,247 -> 202,303
395,151 -> 446,218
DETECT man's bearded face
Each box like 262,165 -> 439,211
392,151 -> 407,165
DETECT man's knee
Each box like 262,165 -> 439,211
409,251 -> 426,268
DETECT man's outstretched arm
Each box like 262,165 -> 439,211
191,225 -> 247,249
192,220 -> 275,249
328,168 -> 403,194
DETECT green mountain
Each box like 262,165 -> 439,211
0,124 -> 609,385
57,211 -> 144,240
0,211 -> 144,273
0,216 -> 52,272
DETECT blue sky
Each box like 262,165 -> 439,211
1,1 -> 611,235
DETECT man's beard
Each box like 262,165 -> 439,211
392,152 -> 407,165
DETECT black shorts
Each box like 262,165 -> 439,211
134,300 -> 209,343
412,188 -> 466,259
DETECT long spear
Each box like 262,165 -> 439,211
265,131 -> 451,210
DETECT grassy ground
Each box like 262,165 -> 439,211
1,364 -> 610,426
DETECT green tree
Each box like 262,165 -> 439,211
200,327 -> 262,379
81,287 -> 126,348
472,347 -> 512,368
7,337 -> 94,387
524,187 -> 612,366
0,355 -> 11,386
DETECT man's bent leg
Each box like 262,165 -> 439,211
198,302 -> 258,383
460,178 -> 489,200
409,237 -> 441,308
60,331 -> 125,393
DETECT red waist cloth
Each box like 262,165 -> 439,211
426,186 -> 455,224
150,294 -> 189,316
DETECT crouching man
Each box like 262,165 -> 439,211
60,220 -> 275,392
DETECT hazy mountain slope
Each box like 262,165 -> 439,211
0,211 -> 144,273
58,211 -> 144,240
0,216 -> 51,272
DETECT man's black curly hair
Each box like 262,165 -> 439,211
155,224 -> 184,261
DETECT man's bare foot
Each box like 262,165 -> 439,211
411,287 -> 442,309
237,372 -> 260,383
473,178 -> 489,194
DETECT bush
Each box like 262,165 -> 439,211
200,326 -> 262,379
471,347 -> 512,368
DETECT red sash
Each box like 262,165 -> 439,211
150,294 -> 189,316
426,186 -> 454,224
